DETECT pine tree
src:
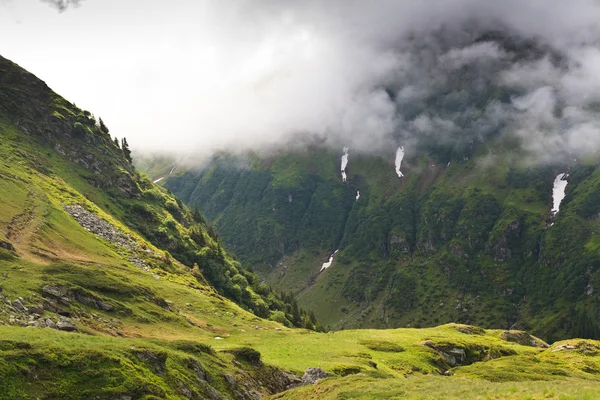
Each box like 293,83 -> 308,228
113,136 -> 120,148
99,117 -> 109,134
121,137 -> 132,163
192,204 -> 203,223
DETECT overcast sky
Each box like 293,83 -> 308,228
2,0 -> 600,161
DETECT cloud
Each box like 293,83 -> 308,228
40,0 -> 83,12
5,0 -> 600,164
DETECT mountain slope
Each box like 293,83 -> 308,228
162,138 -> 600,340
157,30 -> 600,341
0,55 -> 331,399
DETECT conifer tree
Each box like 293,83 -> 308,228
99,117 -> 109,134
192,204 -> 203,223
121,137 -> 132,163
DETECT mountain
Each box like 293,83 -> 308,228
156,34 -> 600,341
2,55 -> 600,399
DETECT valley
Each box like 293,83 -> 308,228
1,12 -> 600,398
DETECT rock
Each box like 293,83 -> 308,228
301,367 -> 332,385
57,309 -> 72,317
57,316 -> 77,332
28,305 -> 44,314
11,299 -> 27,313
42,285 -> 69,298
45,318 -> 57,329
454,325 -> 485,335
96,300 -> 114,312
186,358 -> 209,382
204,384 -> 225,400
42,298 -> 58,312
282,371 -> 303,390
0,241 -> 15,252
63,205 -> 138,251
500,331 -> 549,348
132,348 -> 167,375
223,374 -> 237,389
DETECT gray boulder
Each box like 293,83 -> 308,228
57,316 -> 77,332
301,367 -> 332,385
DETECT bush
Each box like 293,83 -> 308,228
224,347 -> 262,366
269,310 -> 292,327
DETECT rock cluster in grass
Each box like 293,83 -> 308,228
63,204 -> 160,278
0,291 -> 78,332
64,204 -> 138,251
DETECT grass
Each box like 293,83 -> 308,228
271,375 -> 600,400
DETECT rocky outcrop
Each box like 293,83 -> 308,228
500,331 -> 549,348
0,240 -> 15,252
56,316 -> 77,332
301,367 -> 332,385
423,340 -> 517,369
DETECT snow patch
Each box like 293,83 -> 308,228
356,191 -> 360,201
169,165 -> 178,175
341,147 -> 349,182
551,173 -> 568,215
395,147 -> 405,178
153,177 -> 164,184
320,249 -> 339,272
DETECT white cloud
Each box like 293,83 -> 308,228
2,0 -> 600,163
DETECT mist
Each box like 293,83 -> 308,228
40,0 -> 84,12
3,0 -> 600,163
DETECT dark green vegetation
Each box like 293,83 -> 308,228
159,36 -> 600,340
1,55 -> 599,399
162,145 -> 600,340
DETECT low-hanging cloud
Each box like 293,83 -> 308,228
40,0 -> 83,12
5,0 -> 600,164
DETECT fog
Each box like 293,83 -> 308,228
2,0 -> 600,162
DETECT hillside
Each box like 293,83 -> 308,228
155,33 -> 600,341
1,55 -> 600,399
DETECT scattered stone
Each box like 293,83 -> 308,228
64,205 -> 138,251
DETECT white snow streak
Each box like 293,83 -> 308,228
356,191 -> 360,201
341,147 -> 349,182
395,147 -> 405,178
320,249 -> 339,272
153,177 -> 165,184
169,165 -> 178,175
551,173 -> 568,215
